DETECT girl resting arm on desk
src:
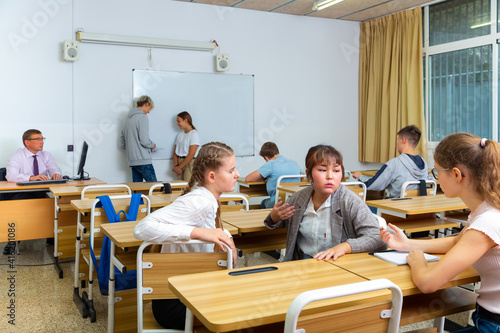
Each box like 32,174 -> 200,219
264,144 -> 387,262
134,141 -> 238,330
380,133 -> 500,333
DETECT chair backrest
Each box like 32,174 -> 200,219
89,194 -> 151,243
400,180 -> 437,198
341,181 -> 367,202
284,278 -> 402,333
220,193 -> 249,211
137,240 -> 233,332
275,174 -> 307,204
148,183 -> 163,195
81,184 -> 132,199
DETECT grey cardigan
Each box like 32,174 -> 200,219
264,184 -> 387,261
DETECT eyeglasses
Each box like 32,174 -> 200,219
431,167 -> 466,180
27,137 -> 46,142
431,167 -> 449,180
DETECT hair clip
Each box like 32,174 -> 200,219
480,138 -> 487,148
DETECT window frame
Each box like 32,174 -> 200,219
423,0 -> 499,147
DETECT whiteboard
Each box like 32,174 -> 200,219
132,70 -> 254,159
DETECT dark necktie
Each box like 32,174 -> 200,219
33,155 -> 39,176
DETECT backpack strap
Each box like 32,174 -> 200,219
419,179 -> 427,196
97,195 -> 120,222
120,193 -> 142,221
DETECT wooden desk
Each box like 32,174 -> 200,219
366,194 -> 466,236
236,177 -> 268,198
331,253 -> 479,297
70,194 -> 177,213
221,209 -> 272,234
221,209 -> 285,261
351,169 -> 378,177
331,253 -> 479,329
0,178 -> 105,243
168,259 -> 386,332
124,180 -> 187,194
169,254 -> 480,332
366,195 -> 467,219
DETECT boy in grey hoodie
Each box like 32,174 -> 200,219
120,95 -> 157,182
352,125 -> 428,198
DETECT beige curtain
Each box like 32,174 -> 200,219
359,7 -> 426,163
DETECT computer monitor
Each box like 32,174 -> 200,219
75,141 -> 90,180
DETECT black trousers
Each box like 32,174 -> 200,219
152,299 -> 186,330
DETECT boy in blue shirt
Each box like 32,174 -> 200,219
245,142 -> 302,208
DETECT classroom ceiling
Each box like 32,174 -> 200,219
174,0 -> 433,22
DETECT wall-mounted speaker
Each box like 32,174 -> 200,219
63,40 -> 79,61
216,53 -> 229,72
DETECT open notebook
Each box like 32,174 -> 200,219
373,250 -> 440,265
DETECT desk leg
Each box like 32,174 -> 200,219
54,258 -> 63,279
73,213 -> 89,318
434,317 -> 445,333
108,242 -> 116,333
54,198 -> 63,278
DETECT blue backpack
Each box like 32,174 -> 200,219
89,193 -> 142,295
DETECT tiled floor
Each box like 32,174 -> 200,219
0,240 -> 473,332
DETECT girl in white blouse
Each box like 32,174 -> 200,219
134,141 -> 239,330
380,133 -> 500,332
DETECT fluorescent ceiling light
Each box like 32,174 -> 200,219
76,31 -> 215,51
313,0 -> 345,11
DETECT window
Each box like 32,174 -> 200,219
429,0 -> 490,45
428,46 -> 492,141
424,0 -> 497,142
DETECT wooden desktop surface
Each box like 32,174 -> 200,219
221,209 -> 272,233
168,259 -> 385,332
154,192 -> 247,204
101,220 -> 143,247
331,253 -> 479,297
366,194 -> 467,216
70,194 -> 176,213
236,177 -> 266,186
0,177 -> 105,192
101,219 -> 238,248
276,184 -> 310,195
277,183 -> 364,196
49,182 -> 130,198
124,180 -> 188,192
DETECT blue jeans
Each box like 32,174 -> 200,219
261,197 -> 273,209
454,308 -> 500,333
131,164 -> 157,182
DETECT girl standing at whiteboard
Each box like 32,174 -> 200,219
172,111 -> 200,181
135,141 -> 238,330
380,133 -> 500,333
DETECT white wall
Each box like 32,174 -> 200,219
1,0 -> 380,183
